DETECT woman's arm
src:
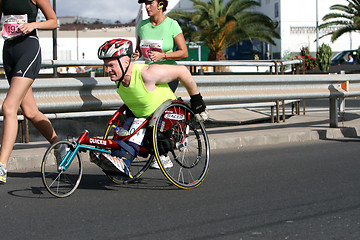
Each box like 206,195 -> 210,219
165,32 -> 188,60
149,33 -> 189,62
18,0 -> 57,34
132,36 -> 142,61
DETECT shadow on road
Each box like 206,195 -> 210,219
6,170 -> 177,199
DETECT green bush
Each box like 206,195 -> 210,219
316,43 -> 332,72
357,46 -> 360,64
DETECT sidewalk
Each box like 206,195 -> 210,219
7,108 -> 360,171
206,108 -> 360,149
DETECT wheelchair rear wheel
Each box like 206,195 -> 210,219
152,101 -> 210,189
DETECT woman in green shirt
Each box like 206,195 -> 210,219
134,0 -> 188,91
134,1 -> 189,169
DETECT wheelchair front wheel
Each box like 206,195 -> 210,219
41,140 -> 83,198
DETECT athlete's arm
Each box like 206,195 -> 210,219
142,64 -> 199,96
143,64 -> 207,121
18,0 -> 57,34
141,64 -> 208,121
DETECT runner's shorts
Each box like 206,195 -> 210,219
3,35 -> 42,83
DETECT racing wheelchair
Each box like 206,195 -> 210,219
41,99 -> 210,197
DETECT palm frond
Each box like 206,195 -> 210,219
319,0 -> 360,42
169,0 -> 279,60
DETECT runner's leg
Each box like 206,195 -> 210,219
20,85 -> 59,144
0,77 -> 33,168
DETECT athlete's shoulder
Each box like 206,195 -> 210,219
133,63 -> 148,71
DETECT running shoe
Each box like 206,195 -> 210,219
150,155 -> 173,169
105,170 -> 133,183
100,153 -> 133,178
0,162 -> 7,184
54,144 -> 67,166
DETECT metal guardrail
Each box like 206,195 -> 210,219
0,73 -> 358,124
34,59 -> 303,75
38,59 -> 303,67
0,59 -> 358,142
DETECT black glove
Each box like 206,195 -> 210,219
190,93 -> 208,121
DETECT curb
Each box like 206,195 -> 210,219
8,125 -> 360,171
208,125 -> 360,150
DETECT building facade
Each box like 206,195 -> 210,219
263,0 -> 360,58
138,0 -> 360,59
37,27 -> 136,61
0,0 -> 357,62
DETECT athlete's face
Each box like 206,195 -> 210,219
103,57 -> 129,82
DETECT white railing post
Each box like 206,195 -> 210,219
330,97 -> 338,128
339,98 -> 345,113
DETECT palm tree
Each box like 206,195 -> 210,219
319,0 -> 360,42
167,0 -> 280,61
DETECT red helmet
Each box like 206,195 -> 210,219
98,38 -> 133,59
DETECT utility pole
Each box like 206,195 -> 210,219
316,0 -> 319,53
52,0 -> 57,60
52,0 -> 58,77
76,16 -> 79,60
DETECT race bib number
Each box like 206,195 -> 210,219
128,118 -> 147,145
140,40 -> 164,63
2,14 -> 28,40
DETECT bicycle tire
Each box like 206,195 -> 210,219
103,107 -> 153,184
152,102 -> 210,189
41,140 -> 83,198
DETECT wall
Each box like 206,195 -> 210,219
277,0 -> 360,57
161,0 -> 360,59
1,0 -> 358,62
0,27 -> 136,62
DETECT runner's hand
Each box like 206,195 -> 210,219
190,93 -> 208,121
18,23 -> 35,34
132,50 -> 140,61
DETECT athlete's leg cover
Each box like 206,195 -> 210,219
111,116 -> 147,166
111,140 -> 137,167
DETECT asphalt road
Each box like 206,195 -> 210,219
1,139 -> 360,240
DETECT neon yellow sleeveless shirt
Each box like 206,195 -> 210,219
117,64 -> 177,117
